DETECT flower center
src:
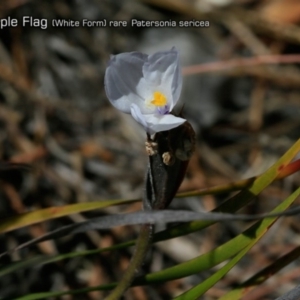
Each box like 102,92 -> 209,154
151,91 -> 167,107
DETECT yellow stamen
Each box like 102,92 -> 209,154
151,91 -> 167,107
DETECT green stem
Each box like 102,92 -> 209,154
104,223 -> 154,300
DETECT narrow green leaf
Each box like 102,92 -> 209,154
173,187 -> 300,299
156,138 -> 300,242
14,283 -> 115,300
1,140 -> 299,237
3,140 -> 299,279
176,158 -> 300,198
219,245 -> 300,300
0,240 -> 135,277
5,140 -> 300,299
13,188 -> 300,300
0,198 -> 138,234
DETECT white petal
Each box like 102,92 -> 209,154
130,103 -> 148,128
144,114 -> 186,134
131,104 -> 185,134
105,52 -> 149,113
134,78 -> 157,114
170,50 -> 182,110
143,47 -> 182,110
105,48 -> 183,120
145,48 -> 177,80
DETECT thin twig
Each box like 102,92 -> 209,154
182,54 -> 300,76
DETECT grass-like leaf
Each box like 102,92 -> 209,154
0,140 -> 300,299
0,198 -> 138,234
3,139 -> 299,298
173,187 -> 300,299
156,139 -> 300,242
219,245 -> 300,300
13,187 -> 300,300
1,155 -> 299,236
176,158 -> 300,198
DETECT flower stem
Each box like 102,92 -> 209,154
104,223 -> 154,300
105,123 -> 195,299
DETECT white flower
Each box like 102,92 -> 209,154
104,47 -> 186,134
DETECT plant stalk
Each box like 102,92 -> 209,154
104,223 -> 154,300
